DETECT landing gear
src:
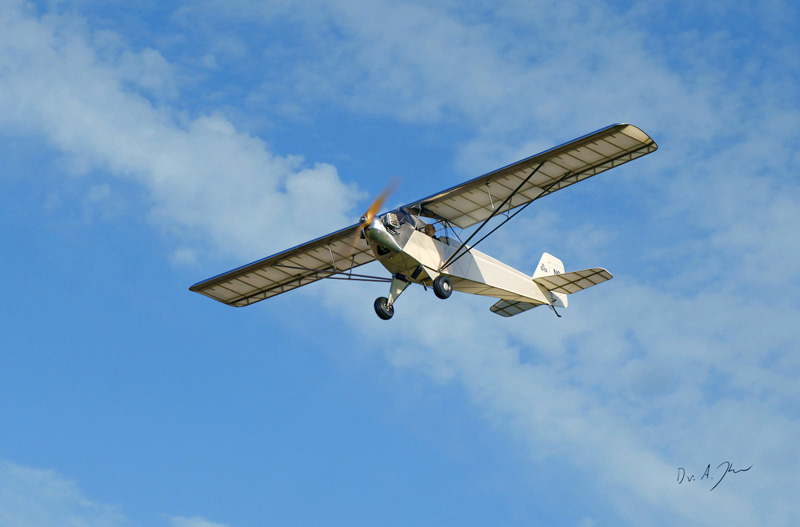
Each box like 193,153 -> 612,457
374,297 -> 394,320
373,274 -> 452,319
433,275 -> 453,299
374,275 -> 411,320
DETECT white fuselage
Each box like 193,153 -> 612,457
366,218 -> 549,305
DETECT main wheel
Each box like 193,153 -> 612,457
374,296 -> 394,320
433,275 -> 453,299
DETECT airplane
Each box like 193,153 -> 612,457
190,123 -> 657,320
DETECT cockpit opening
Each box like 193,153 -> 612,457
381,208 -> 444,239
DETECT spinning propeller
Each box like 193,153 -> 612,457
343,178 -> 399,258
358,178 -> 400,230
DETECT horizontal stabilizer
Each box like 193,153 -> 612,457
490,299 -> 541,317
533,268 -> 612,295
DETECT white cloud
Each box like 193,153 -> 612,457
187,0 -> 718,164
0,460 -> 129,527
0,0 -> 361,263
170,515 -> 230,527
0,460 -> 233,527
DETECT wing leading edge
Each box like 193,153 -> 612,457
407,123 -> 657,228
189,225 -> 377,307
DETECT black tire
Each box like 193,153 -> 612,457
374,297 -> 394,320
433,275 -> 453,299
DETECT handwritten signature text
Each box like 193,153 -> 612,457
677,461 -> 752,491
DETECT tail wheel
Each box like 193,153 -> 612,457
433,275 -> 453,299
374,296 -> 394,320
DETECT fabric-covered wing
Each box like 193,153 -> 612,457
189,225 -> 376,307
533,268 -> 613,295
409,124 -> 657,228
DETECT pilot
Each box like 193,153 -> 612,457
424,223 -> 436,237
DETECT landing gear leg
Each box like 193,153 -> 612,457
374,275 -> 411,320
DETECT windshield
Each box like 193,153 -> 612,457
396,207 -> 425,228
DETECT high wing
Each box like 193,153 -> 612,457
189,225 -> 377,307
406,123 -> 657,228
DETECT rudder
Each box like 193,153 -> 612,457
532,252 -> 568,308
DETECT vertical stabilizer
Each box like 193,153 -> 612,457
533,253 -> 568,308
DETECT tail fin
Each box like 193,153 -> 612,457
533,253 -> 568,308
532,252 -> 564,278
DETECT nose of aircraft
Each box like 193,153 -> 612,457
364,215 -> 385,242
364,215 -> 402,253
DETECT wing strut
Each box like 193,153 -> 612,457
439,161 -> 546,271
273,264 -> 392,283
441,174 -> 553,270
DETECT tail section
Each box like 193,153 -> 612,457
532,253 -> 568,308
531,252 -> 614,307
489,253 -> 613,317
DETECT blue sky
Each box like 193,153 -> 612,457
1,1 -> 799,526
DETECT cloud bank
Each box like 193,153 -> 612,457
0,1 -> 360,264
0,460 -> 231,527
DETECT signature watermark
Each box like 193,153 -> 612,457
677,462 -> 752,491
